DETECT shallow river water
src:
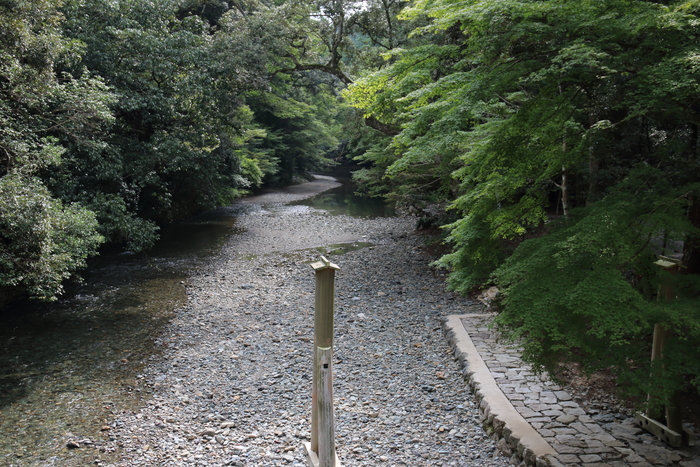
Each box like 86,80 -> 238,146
0,180 -> 392,466
290,179 -> 395,218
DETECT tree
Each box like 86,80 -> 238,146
345,0 -> 700,404
215,0 -> 357,182
0,0 -> 108,300
55,0 -> 277,248
0,0 -> 427,302
0,175 -> 103,300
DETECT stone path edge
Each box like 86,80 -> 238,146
444,314 -> 557,467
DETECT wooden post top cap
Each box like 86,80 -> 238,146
654,256 -> 684,270
311,256 -> 340,271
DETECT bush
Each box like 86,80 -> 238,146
0,174 -> 104,300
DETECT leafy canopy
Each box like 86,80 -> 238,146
345,0 -> 700,402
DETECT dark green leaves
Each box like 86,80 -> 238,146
0,175 -> 103,300
346,0 -> 700,403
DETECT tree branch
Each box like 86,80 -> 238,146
273,63 -> 353,86
364,116 -> 400,135
273,60 -> 402,136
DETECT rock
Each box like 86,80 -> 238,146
496,438 -> 513,457
592,413 -> 616,423
629,442 -> 682,464
477,286 -> 499,306
59,194 -> 524,467
555,414 -> 577,425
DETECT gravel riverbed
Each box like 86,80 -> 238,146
96,176 -> 511,467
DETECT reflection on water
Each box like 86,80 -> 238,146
291,179 -> 395,218
0,180 -> 393,466
0,208 -> 243,466
149,206 -> 246,259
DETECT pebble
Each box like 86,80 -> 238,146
100,180 -> 510,467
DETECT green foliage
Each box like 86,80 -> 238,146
58,0 -> 254,229
57,0 -> 345,221
1,0 -> 360,300
83,193 -> 159,252
493,168 -> 700,400
346,0 -> 700,402
245,84 -> 340,183
344,41 -> 467,209
0,0 -> 110,300
0,175 -> 103,300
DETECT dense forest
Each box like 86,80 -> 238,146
2,0 -> 699,410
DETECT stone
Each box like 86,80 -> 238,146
39,186 -> 695,467
555,434 -> 588,448
556,454 -> 581,464
556,414 -> 577,425
628,442 -> 682,465
496,438 -> 513,457
563,407 -> 587,416
580,454 -> 603,463
552,428 -> 578,436
592,413 -> 616,423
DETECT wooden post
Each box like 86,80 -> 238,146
304,256 -> 343,467
636,257 -> 688,447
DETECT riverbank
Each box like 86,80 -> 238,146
91,175 -> 509,466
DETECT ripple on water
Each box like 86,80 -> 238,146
0,271 -> 186,465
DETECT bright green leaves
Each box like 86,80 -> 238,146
492,170 -> 700,399
245,84 -> 340,184
344,42 -> 469,207
0,175 -> 103,300
342,72 -> 391,119
347,0 -> 700,403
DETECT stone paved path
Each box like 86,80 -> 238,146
445,314 -> 700,467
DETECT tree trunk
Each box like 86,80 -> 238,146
685,123 -> 700,274
586,150 -> 598,206
684,194 -> 700,275
364,116 -> 400,135
561,166 -> 569,217
586,111 -> 599,206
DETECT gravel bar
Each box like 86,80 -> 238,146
101,176 -> 511,467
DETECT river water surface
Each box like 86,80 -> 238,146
0,180 -> 392,466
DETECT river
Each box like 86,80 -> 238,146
0,177 -> 393,466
